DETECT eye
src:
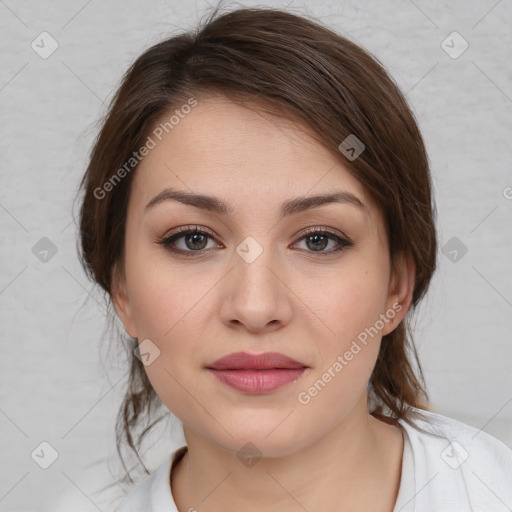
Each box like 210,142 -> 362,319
156,226 -> 221,257
292,226 -> 353,255
156,225 -> 353,257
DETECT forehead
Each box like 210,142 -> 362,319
129,95 -> 377,220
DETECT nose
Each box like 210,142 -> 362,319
219,240 -> 293,334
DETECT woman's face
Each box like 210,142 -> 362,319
112,94 -> 413,457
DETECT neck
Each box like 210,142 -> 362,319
171,396 -> 404,512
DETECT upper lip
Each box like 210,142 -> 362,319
206,351 -> 308,370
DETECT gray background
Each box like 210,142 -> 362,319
1,0 -> 511,511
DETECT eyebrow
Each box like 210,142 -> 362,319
144,187 -> 366,219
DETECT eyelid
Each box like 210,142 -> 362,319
162,224 -> 218,239
294,225 -> 353,245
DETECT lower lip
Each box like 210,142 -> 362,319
207,368 -> 307,393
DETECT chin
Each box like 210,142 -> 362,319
209,420 -> 309,459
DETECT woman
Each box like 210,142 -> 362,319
77,6 -> 512,512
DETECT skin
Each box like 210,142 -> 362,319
112,93 -> 415,512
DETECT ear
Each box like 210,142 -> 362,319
381,251 -> 415,336
111,261 -> 138,339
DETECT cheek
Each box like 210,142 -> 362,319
125,260 -> 208,417
125,247 -> 212,340
298,260 -> 389,405
123,249 -> 212,387
309,261 -> 389,343
296,270 -> 385,415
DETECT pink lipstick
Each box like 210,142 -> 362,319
206,351 -> 308,393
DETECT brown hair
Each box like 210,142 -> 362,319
76,4 -> 438,485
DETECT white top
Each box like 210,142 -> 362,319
115,408 -> 512,512
392,421 -> 415,512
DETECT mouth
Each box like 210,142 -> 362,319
205,351 -> 309,393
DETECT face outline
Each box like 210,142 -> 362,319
111,93 -> 414,458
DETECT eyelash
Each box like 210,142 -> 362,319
156,225 -> 354,257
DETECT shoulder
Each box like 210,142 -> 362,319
116,446 -> 187,512
401,407 -> 512,467
115,470 -> 157,512
398,407 -> 512,511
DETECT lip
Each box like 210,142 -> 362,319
205,351 -> 308,393
206,351 -> 307,370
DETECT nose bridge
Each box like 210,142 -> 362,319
234,234 -> 280,298
222,233 -> 291,330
